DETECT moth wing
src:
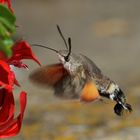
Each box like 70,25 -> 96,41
29,63 -> 69,87
55,78 -> 100,101
80,54 -> 103,77
80,80 -> 100,102
29,63 -> 100,101
54,74 -> 84,99
54,70 -> 100,102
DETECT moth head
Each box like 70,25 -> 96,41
57,35 -> 72,62
31,25 -> 80,74
32,25 -> 71,63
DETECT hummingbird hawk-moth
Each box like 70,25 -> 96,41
29,25 -> 132,116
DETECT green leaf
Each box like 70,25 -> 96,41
0,22 -> 10,37
0,4 -> 16,57
0,16 -> 16,34
0,4 -> 16,25
0,38 -> 14,57
0,4 -> 16,34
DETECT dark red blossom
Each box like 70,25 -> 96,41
0,0 -> 13,12
0,37 -> 40,138
0,60 -> 14,91
0,90 -> 26,138
0,39 -> 40,138
0,41 -> 40,87
8,41 -> 41,68
0,52 -> 7,61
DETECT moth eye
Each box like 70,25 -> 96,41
64,56 -> 70,62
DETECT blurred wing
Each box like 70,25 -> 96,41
54,74 -> 85,99
54,71 -> 100,101
29,63 -> 68,87
80,54 -> 103,77
30,63 -> 100,101
80,80 -> 100,102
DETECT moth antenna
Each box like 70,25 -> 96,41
57,25 -> 68,49
68,37 -> 72,55
31,44 -> 58,53
65,37 -> 72,61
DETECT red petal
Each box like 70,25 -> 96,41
12,71 -> 20,87
0,91 -> 27,138
8,41 -> 41,68
14,77 -> 20,87
0,60 -> 14,90
0,51 -> 7,61
0,90 -> 14,126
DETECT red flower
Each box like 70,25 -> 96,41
0,39 -> 40,138
0,40 -> 40,87
0,60 -> 14,91
0,52 -> 7,61
0,90 -> 27,138
8,41 -> 41,69
0,0 -> 13,12
0,40 -> 40,138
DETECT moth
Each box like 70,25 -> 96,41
29,25 -> 132,116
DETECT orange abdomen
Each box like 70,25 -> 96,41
81,81 -> 99,102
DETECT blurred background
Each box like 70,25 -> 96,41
8,0 -> 140,139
